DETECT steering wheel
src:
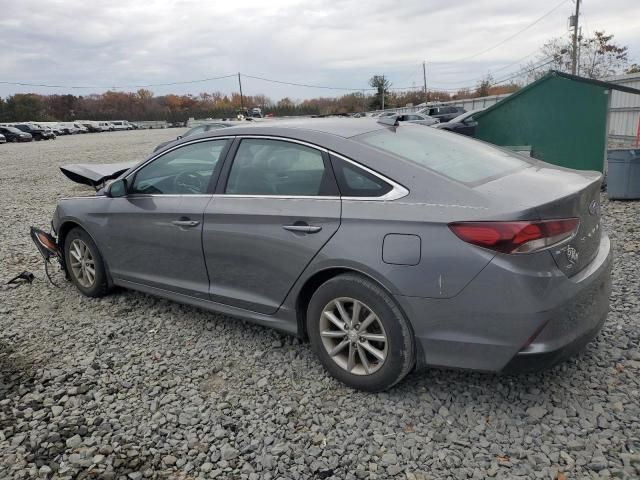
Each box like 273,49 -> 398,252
174,171 -> 206,194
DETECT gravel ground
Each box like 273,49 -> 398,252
0,130 -> 639,480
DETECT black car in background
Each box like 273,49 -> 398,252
417,105 -> 466,123
434,109 -> 483,137
12,123 -> 52,140
153,122 -> 234,152
0,126 -> 33,142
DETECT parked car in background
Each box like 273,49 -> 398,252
59,122 -> 81,135
0,126 -> 33,142
111,120 -> 133,131
34,118 -> 611,391
12,123 -> 51,141
41,126 -> 56,140
434,109 -> 483,137
0,133 -> 6,144
78,121 -> 102,133
153,122 -> 234,152
38,122 -> 64,135
96,121 -> 112,132
36,125 -> 57,139
417,105 -> 466,123
396,113 -> 439,126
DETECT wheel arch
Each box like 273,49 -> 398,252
295,266 -> 404,341
57,219 -> 114,287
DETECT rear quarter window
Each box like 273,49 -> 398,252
354,126 -> 530,184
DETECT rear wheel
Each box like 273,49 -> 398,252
64,228 -> 110,297
307,274 -> 415,391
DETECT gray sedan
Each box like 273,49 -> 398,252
33,118 -> 611,391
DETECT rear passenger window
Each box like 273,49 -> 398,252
226,138 -> 336,196
331,156 -> 392,197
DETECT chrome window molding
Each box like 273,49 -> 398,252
228,135 -> 410,202
125,194 -> 215,199
120,134 -> 409,202
329,151 -> 409,201
123,136 -> 235,180
212,194 -> 340,200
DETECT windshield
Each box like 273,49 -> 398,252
354,125 -> 530,184
3,126 -> 23,133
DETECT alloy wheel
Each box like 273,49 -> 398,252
319,297 -> 388,375
68,239 -> 96,288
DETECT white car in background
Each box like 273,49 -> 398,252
97,121 -> 112,132
110,120 -> 133,131
58,122 -> 83,134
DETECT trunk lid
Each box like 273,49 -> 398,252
476,163 -> 603,276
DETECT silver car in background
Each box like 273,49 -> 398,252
33,118 -> 612,391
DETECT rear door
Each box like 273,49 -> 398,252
202,137 -> 341,314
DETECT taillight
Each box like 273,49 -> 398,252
448,218 -> 579,254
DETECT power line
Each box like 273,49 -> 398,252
242,74 -> 374,91
0,74 -> 238,90
440,0 -> 570,64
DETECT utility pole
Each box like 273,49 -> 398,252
238,72 -> 244,112
381,74 -> 385,110
576,26 -> 583,76
422,61 -> 428,103
571,0 -> 581,75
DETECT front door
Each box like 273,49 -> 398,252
203,137 -> 341,314
102,139 -> 230,298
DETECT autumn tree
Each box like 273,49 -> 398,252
476,74 -> 494,97
527,30 -> 630,80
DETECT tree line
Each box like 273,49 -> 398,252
0,83 -> 522,123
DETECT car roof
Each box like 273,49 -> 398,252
194,118 -> 390,140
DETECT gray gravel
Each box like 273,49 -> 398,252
1,130 -> 639,479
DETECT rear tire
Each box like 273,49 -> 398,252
64,227 -> 110,298
307,274 -> 415,392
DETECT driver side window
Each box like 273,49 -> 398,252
131,139 -> 228,195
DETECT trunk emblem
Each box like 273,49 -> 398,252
566,245 -> 579,264
588,200 -> 600,216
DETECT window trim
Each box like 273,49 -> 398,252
216,135 -> 408,201
121,134 -> 408,201
220,136 -> 338,198
123,136 -> 233,196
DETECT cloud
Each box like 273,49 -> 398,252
1,0 -> 638,99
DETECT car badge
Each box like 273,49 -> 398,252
588,200 -> 600,216
566,245 -> 579,264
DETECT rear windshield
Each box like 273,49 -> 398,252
354,126 -> 530,184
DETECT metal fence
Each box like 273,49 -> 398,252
606,72 -> 640,147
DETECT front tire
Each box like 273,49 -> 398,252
307,274 -> 415,392
64,228 -> 110,297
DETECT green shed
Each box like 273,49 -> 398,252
473,71 -> 640,172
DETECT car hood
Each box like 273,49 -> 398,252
60,161 -> 138,187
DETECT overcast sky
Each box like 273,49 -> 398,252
1,0 -> 638,100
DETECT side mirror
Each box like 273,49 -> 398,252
107,178 -> 127,198
176,135 -> 183,140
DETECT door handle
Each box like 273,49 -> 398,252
172,219 -> 200,228
282,224 -> 322,234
